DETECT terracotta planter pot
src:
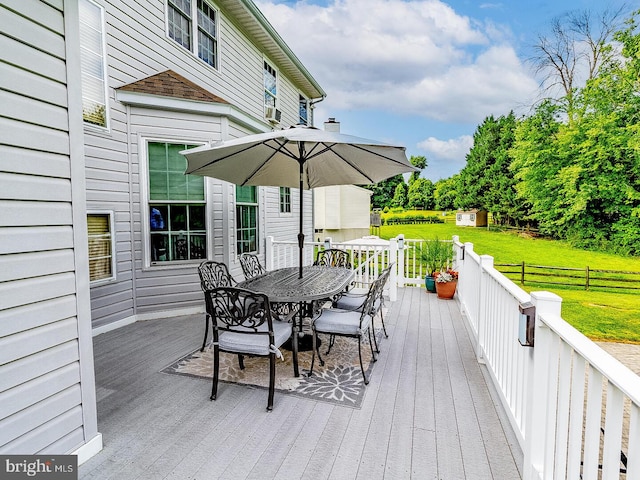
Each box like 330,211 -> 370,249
435,280 -> 457,299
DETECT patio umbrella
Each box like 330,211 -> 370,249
181,125 -> 417,278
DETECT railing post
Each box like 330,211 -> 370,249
396,234 -> 405,289
524,291 -> 563,480
388,237 -> 399,301
265,236 -> 274,271
477,253 -> 492,364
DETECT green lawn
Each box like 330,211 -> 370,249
378,222 -> 640,344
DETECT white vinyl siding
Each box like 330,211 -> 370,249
79,0 -> 108,128
0,0 -> 99,458
81,0 -> 320,325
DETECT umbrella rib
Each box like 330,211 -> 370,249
188,142 -> 263,173
240,139 -> 299,186
305,142 -> 380,183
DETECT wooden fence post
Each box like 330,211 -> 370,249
521,261 -> 525,285
585,266 -> 590,290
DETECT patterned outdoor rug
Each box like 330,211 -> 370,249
162,330 -> 382,409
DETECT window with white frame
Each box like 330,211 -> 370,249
87,212 -> 115,282
279,187 -> 291,213
147,142 -> 207,263
299,95 -> 308,125
167,0 -> 218,69
264,61 -> 277,109
236,186 -> 258,254
79,0 -> 108,128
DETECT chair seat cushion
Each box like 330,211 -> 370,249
219,320 -> 291,356
314,309 -> 371,336
335,294 -> 365,311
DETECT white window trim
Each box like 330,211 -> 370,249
80,0 -> 110,132
165,0 -> 221,71
87,210 -> 116,285
235,185 -> 260,255
279,186 -> 292,216
299,94 -> 309,126
263,58 -> 278,112
139,136 -> 209,270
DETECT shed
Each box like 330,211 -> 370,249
456,209 -> 488,227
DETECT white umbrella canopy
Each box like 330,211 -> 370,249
181,125 -> 418,277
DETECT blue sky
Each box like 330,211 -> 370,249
255,0 -> 634,180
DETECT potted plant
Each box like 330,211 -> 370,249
420,238 -> 453,292
435,269 -> 458,299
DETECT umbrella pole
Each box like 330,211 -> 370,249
298,158 -> 304,279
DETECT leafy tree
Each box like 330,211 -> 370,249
391,182 -> 408,208
363,174 -> 405,209
530,6 -> 628,119
434,176 -> 458,211
409,155 -> 427,184
456,113 -> 520,224
407,177 -> 434,209
513,11 -> 640,254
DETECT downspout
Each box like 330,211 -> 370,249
308,95 -> 326,127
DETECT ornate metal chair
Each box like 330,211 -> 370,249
197,261 -> 236,351
335,263 -> 394,346
309,277 -> 378,384
313,248 -> 352,307
239,253 -> 298,322
314,248 -> 350,268
238,253 -> 266,280
205,286 -> 292,411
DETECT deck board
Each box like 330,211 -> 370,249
79,288 -> 523,479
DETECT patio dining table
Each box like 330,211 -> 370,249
237,265 -> 355,377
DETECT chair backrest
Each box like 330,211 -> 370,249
366,263 -> 394,317
238,253 -> 266,280
198,261 -> 234,291
205,287 -> 274,341
314,248 -> 350,268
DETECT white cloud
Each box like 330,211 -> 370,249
256,0 -> 538,123
418,135 -> 473,160
417,134 -> 473,179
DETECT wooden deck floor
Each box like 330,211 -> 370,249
79,287 -> 523,479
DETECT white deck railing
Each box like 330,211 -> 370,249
265,236 -> 398,301
453,236 -> 640,480
266,234 -> 640,479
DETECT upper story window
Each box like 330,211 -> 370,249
299,95 -> 308,125
279,187 -> 291,213
167,0 -> 218,69
264,61 -> 277,108
79,0 -> 108,128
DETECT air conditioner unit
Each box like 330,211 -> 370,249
265,107 -> 282,123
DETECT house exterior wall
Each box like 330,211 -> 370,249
86,0 -> 321,329
0,0 -> 101,460
314,185 -> 372,242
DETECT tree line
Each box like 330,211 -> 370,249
365,7 -> 640,256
